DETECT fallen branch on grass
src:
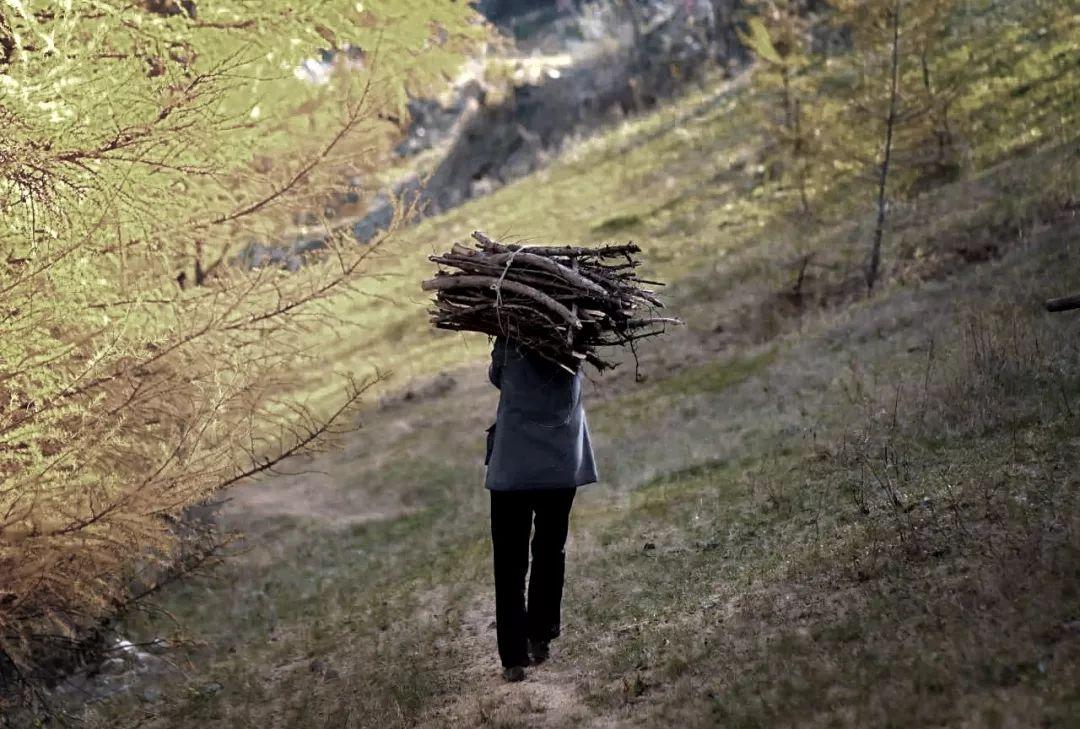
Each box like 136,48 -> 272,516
1045,293 -> 1080,313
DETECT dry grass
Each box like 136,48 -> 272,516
27,14 -> 1080,725
560,225 -> 1080,729
61,203 -> 1080,729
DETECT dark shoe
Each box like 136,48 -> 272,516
502,665 -> 526,682
528,639 -> 550,665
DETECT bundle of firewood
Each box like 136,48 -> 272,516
421,231 -> 681,371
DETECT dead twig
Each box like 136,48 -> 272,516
422,231 -> 681,370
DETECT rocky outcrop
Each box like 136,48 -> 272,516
237,1 -> 750,264
344,1 -> 746,245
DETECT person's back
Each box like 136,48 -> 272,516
485,336 -> 596,490
484,336 -> 598,681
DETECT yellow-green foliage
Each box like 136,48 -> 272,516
746,0 -> 1077,217
0,1 -> 484,672
739,1 -> 816,212
296,0 -> 1077,410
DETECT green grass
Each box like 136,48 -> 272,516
590,348 -> 778,437
563,285 -> 1080,727
295,4 -> 1078,420
84,208 -> 1080,729
67,10 -> 1080,727
653,348 -> 778,397
590,212 -> 645,234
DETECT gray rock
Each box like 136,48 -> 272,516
290,237 -> 327,257
130,650 -> 171,676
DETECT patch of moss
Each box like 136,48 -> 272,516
591,348 -> 778,436
655,347 -> 778,397
591,213 -> 644,234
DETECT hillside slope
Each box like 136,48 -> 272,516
76,199 -> 1079,729
48,33 -> 1080,729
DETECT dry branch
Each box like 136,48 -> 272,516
421,231 -> 681,370
1046,293 -> 1080,313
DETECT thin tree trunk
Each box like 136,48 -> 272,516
867,0 -> 902,292
710,0 -> 728,60
781,65 -> 795,131
794,98 -> 811,215
622,0 -> 643,58
621,0 -> 645,111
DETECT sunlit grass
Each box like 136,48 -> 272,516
294,10 -> 1078,421
86,15 -> 1080,725
291,75 -> 767,415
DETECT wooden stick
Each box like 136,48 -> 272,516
485,251 -> 609,297
1046,294 -> 1080,313
471,231 -> 640,259
422,274 -> 582,329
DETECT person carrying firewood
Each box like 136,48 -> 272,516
422,231 -> 678,680
485,334 -> 597,682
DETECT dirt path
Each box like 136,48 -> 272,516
417,597 -> 597,729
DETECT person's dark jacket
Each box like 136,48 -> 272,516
485,336 -> 598,490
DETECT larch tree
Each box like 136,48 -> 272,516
742,0 -> 1076,295
826,0 -> 1020,288
739,0 -> 816,215
0,0 -> 484,687
755,0 -> 971,288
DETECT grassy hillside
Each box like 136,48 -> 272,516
284,5 -> 1077,417
81,196 -> 1079,729
58,7 -> 1080,728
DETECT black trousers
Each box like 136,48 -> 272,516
490,487 -> 577,668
